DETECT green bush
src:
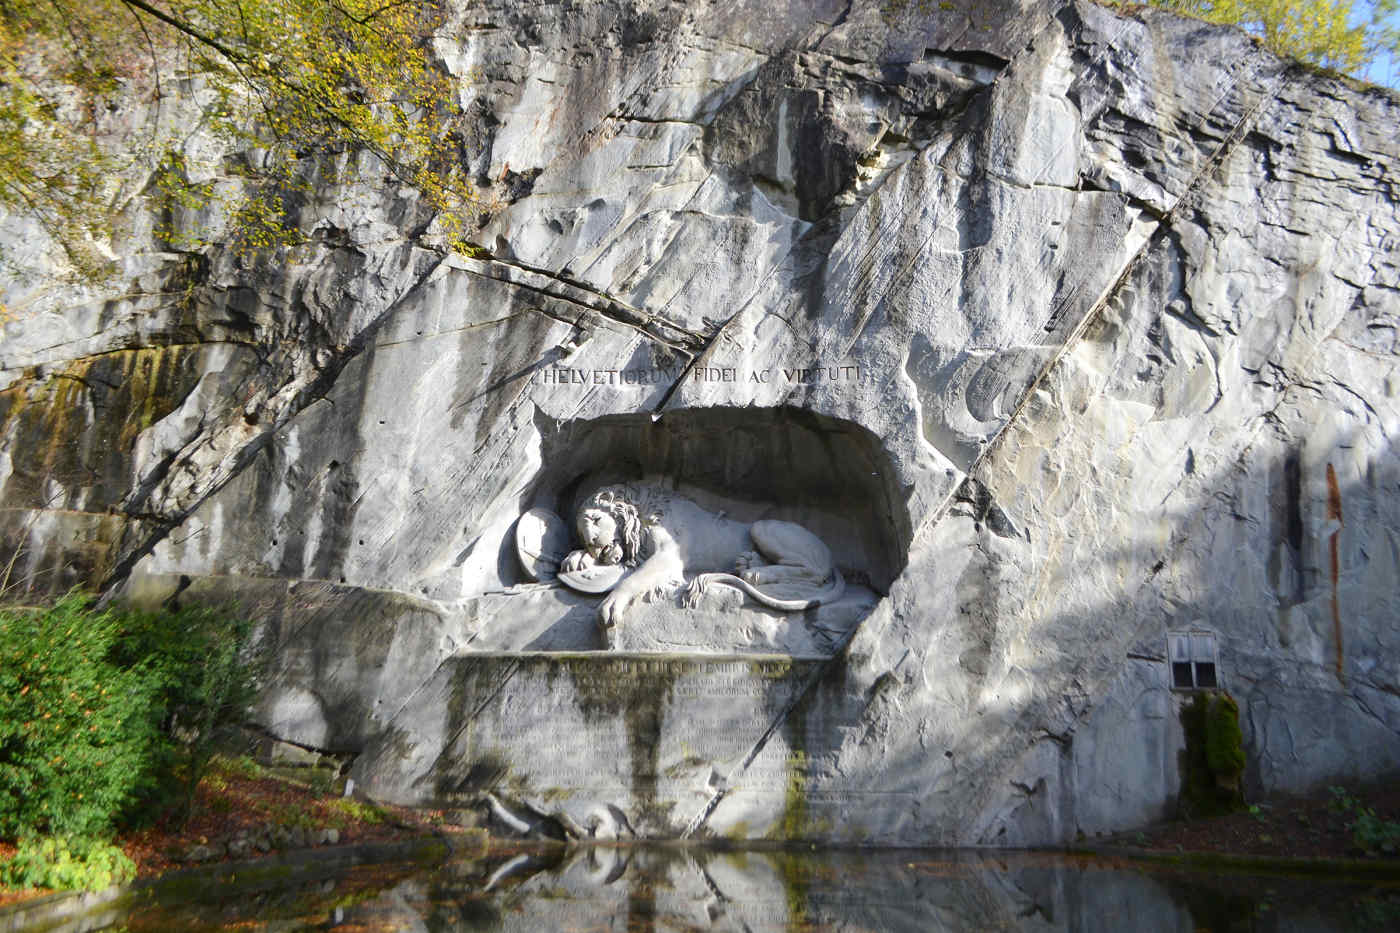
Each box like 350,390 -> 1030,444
1329,786 -> 1400,856
1179,691 -> 1247,817
0,592 -> 262,889
0,594 -> 164,839
1204,692 -> 1246,782
0,836 -> 135,892
328,798 -> 388,827
1353,809 -> 1400,855
110,602 -> 262,826
209,754 -> 263,781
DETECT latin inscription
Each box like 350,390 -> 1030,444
562,658 -> 798,677
457,658 -> 844,797
566,658 -> 796,701
536,363 -> 865,388
518,658 -> 812,785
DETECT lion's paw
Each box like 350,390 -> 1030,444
734,551 -> 761,572
683,576 -> 710,608
598,591 -> 627,628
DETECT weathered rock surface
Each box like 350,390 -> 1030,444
1,0 -> 1397,845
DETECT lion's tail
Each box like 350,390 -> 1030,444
701,568 -> 845,611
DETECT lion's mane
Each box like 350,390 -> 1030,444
579,484 -> 673,568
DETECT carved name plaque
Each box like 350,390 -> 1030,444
352,653 -> 846,839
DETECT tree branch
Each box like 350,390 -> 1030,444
122,0 -> 163,102
117,0 -> 248,66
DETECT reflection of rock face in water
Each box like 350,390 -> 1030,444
122,846 -> 1386,932
3,0 -> 1399,850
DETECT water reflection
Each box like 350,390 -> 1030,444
94,845 -> 1400,931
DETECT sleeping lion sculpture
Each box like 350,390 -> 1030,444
557,484 -> 845,629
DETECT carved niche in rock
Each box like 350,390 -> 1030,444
517,483 -> 845,634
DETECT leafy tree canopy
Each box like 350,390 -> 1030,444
0,0 -> 467,279
1150,0 -> 1400,75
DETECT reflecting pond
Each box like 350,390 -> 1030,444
49,845 -> 1400,931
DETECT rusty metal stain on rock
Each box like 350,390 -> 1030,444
1326,463 -> 1343,683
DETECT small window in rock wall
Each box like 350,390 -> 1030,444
1169,631 -> 1218,689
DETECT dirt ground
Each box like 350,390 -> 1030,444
0,757 -> 466,907
1101,779 -> 1400,861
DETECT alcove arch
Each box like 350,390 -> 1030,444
527,405 -> 910,592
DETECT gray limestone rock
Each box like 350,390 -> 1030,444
1,0 -> 1397,845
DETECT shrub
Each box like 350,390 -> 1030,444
1179,691 -> 1247,817
0,594 -> 164,839
0,836 -> 135,891
0,592 -> 263,889
1353,809 -> 1400,855
1205,691 -> 1246,782
110,602 -> 263,826
1329,786 -> 1400,856
328,798 -> 388,827
209,755 -> 263,781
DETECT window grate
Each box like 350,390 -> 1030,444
1168,631 -> 1219,689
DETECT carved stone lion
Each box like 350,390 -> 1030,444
558,483 -> 844,629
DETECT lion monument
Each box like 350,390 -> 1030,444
556,483 -> 845,629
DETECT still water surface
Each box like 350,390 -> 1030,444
78,845 -> 1400,931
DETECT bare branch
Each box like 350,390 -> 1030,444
329,0 -> 419,29
43,0 -> 96,75
122,0 -> 163,101
117,0 -> 248,67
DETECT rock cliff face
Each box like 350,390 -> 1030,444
2,0 -> 1397,845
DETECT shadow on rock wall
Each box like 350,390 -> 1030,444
824,399 -> 1400,845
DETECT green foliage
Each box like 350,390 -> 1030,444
1329,783 -> 1363,812
0,593 -> 164,839
328,798 -> 387,827
0,835 -> 136,892
209,754 -> 264,782
1329,785 -> 1400,856
0,593 -> 263,890
1148,1 -> 1399,75
109,601 -> 264,827
1178,691 -> 1247,818
1353,809 -> 1400,855
0,1 -> 470,274
1204,691 -> 1245,781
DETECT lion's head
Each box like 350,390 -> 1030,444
576,484 -> 668,568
